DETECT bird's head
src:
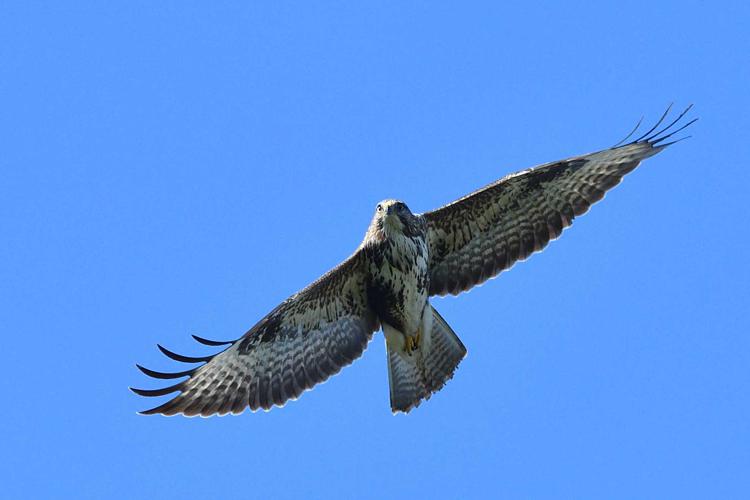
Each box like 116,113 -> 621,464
364,199 -> 422,242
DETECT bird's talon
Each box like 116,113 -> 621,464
404,334 -> 420,354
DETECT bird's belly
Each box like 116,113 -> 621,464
392,271 -> 428,334
370,264 -> 429,336
368,233 -> 430,335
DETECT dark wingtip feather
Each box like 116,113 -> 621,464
136,364 -> 196,380
612,115 -> 644,147
644,104 -> 695,143
620,103 -> 696,149
157,344 -> 214,364
650,117 -> 698,145
655,134 -> 693,148
129,381 -> 184,398
633,103 -> 673,143
138,399 -> 181,416
191,334 -> 234,347
132,336 -> 227,415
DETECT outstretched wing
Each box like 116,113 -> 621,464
131,250 -> 379,416
424,106 -> 696,296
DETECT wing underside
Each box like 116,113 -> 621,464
424,105 -> 696,296
131,251 -> 379,416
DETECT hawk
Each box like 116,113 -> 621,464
132,105 -> 695,416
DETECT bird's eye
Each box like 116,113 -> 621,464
376,204 -> 383,212
398,204 -> 406,212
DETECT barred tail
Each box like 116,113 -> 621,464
385,305 -> 467,413
422,306 -> 467,392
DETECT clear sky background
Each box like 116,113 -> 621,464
2,2 -> 748,499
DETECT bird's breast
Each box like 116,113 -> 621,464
367,235 -> 429,335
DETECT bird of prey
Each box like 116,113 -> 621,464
132,105 -> 696,416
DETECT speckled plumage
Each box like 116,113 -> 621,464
132,106 -> 695,416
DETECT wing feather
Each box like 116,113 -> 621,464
424,109 -> 696,296
131,250 -> 378,416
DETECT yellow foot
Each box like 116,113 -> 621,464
404,331 -> 422,355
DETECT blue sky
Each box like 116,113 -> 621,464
2,2 -> 748,498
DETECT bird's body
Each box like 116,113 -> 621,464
132,106 -> 696,416
364,201 -> 429,343
361,200 -> 466,411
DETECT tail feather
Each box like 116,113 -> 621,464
386,305 -> 467,413
422,307 -> 466,393
387,347 -> 431,413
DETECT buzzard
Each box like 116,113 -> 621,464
132,105 -> 696,416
